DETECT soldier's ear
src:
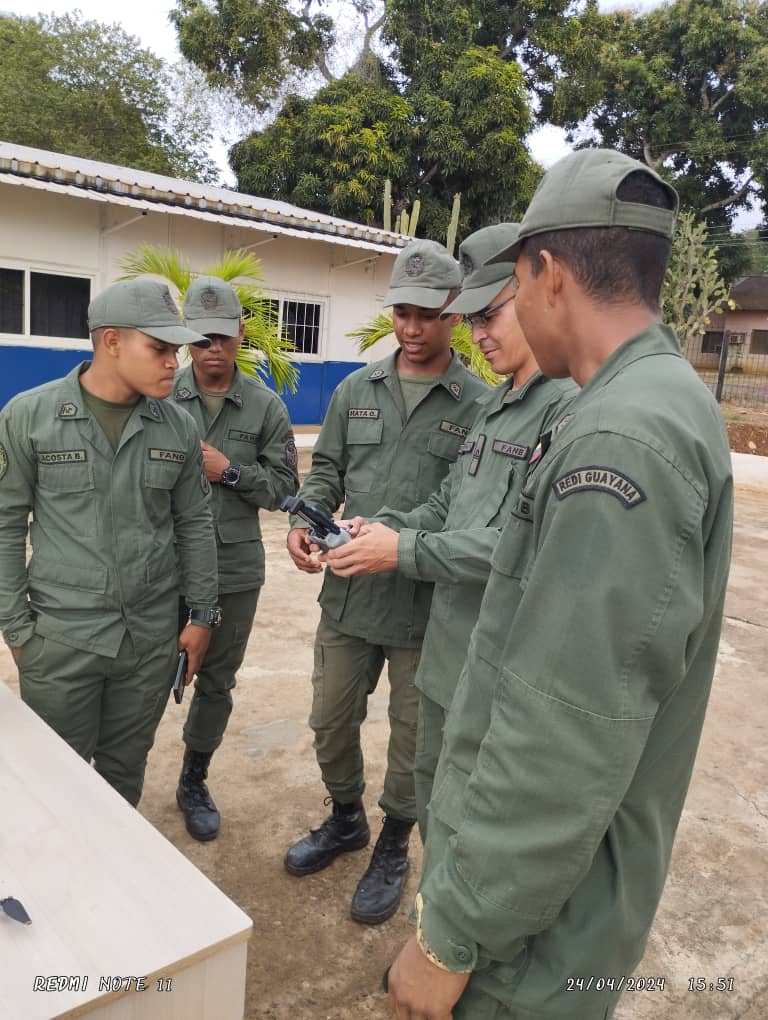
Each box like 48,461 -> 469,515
99,326 -> 123,357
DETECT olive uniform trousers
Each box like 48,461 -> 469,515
180,588 -> 261,754
310,612 -> 421,821
18,629 -> 177,806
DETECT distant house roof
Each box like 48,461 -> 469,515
730,275 -> 768,311
0,142 -> 407,255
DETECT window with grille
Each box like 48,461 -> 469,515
701,331 -> 724,354
248,295 -> 324,358
0,266 -> 90,339
751,329 -> 768,356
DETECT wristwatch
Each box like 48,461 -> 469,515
220,462 -> 241,488
187,607 -> 223,629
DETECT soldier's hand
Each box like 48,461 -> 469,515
387,936 -> 469,1020
178,623 -> 212,684
323,522 -> 398,576
338,516 -> 367,537
287,527 -> 323,573
200,440 -> 230,483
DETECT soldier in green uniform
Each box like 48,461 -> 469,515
386,150 -> 734,1019
284,239 -> 490,925
173,277 -> 298,841
0,278 -> 221,807
324,223 -> 577,840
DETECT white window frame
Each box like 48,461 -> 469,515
0,261 -> 95,351
262,291 -> 328,363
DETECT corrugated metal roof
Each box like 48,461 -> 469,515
730,275 -> 768,311
0,142 -> 408,254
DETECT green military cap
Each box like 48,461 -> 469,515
487,148 -> 679,263
88,279 -> 208,346
184,276 -> 242,338
383,239 -> 461,309
441,223 -> 520,316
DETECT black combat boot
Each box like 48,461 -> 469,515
284,798 -> 370,876
176,748 -> 220,842
350,815 -> 415,925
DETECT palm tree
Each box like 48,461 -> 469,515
347,313 -> 501,386
118,245 -> 299,393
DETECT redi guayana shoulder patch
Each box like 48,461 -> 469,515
552,466 -> 646,509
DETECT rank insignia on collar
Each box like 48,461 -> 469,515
232,393 -> 243,408
449,382 -> 462,399
175,387 -> 193,401
57,402 -> 78,417
147,400 -> 161,419
369,368 -> 385,380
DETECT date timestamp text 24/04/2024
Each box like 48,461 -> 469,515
567,977 -> 736,993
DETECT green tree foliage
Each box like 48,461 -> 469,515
552,0 -> 768,272
174,0 -> 599,238
171,0 -> 378,110
118,246 -> 299,393
0,12 -> 218,182
661,212 -> 735,348
231,70 -> 412,226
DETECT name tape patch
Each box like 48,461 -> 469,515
37,449 -> 87,465
228,429 -> 258,444
492,440 -> 531,460
348,408 -> 380,419
148,449 -> 186,464
552,466 -> 646,509
439,420 -> 469,439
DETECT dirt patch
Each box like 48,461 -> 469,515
722,404 -> 768,455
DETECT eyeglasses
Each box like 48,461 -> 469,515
463,279 -> 518,328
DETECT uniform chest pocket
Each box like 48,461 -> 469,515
427,431 -> 462,463
450,460 -> 519,529
224,429 -> 260,463
37,461 -> 94,494
345,417 -> 384,493
490,510 -> 534,582
347,417 -> 383,445
144,461 -> 183,490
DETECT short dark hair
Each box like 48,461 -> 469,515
523,171 -> 675,311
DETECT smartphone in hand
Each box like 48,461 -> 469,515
173,649 -> 188,704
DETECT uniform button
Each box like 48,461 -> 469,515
453,945 -> 471,964
9,632 -> 19,642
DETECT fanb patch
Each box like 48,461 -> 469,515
37,449 -> 87,465
439,420 -> 469,439
0,442 -> 7,481
492,440 -> 530,460
348,408 -> 380,419
149,448 -> 186,464
552,466 -> 646,509
228,429 -> 258,444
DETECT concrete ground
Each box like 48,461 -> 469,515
2,484 -> 766,1019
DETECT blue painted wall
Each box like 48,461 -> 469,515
0,346 -> 362,424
